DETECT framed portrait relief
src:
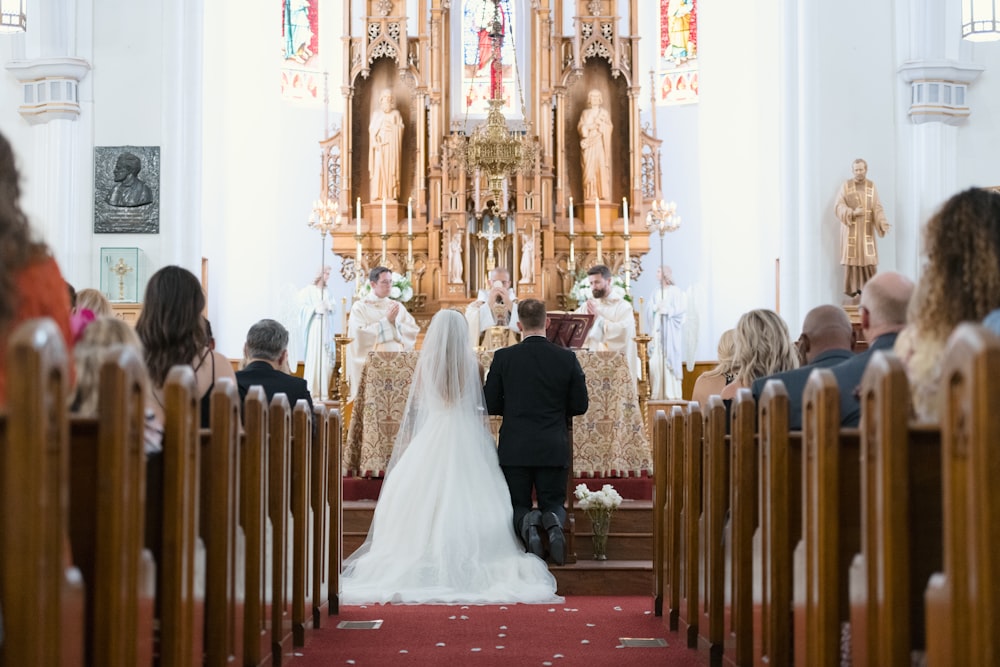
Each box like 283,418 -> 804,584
94,146 -> 160,233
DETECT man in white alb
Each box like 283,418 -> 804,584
575,264 -> 639,381
346,266 -> 419,400
465,266 -> 520,349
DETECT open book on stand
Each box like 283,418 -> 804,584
545,312 -> 595,349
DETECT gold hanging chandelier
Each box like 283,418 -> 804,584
464,98 -> 537,201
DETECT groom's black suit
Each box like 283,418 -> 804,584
483,335 -> 589,536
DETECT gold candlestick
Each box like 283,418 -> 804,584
332,333 -> 353,405
594,232 -> 605,264
633,333 -> 653,433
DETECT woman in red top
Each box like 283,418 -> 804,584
0,131 -> 74,407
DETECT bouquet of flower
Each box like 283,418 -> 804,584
574,483 -> 624,513
359,271 -> 413,303
568,274 -> 632,304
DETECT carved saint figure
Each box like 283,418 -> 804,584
519,231 -> 534,283
449,231 -> 464,283
578,89 -> 612,201
369,89 -> 404,202
833,158 -> 890,296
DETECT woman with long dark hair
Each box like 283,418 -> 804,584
135,265 -> 236,426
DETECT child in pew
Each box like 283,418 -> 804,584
720,309 -> 798,400
69,315 -> 163,454
895,187 -> 1000,421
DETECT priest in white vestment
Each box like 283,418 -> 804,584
575,264 -> 639,381
645,265 -> 686,399
465,266 -> 520,349
347,266 -> 419,400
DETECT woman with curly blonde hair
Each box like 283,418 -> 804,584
720,309 -> 798,400
895,187 -> 1000,421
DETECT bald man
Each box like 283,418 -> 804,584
829,271 -> 914,427
751,304 -> 855,430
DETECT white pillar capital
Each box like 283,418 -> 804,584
897,60 -> 985,125
5,57 -> 91,125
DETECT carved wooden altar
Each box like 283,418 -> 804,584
319,0 -> 663,328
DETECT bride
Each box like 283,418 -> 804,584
340,309 -> 562,605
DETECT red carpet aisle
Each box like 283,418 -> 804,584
294,596 -> 708,666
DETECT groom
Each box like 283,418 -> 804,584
484,298 -> 589,564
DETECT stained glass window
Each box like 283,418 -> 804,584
658,0 -> 699,106
461,0 -> 518,116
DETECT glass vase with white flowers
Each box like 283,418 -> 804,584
574,483 -> 624,560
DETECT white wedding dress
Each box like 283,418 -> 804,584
340,310 -> 561,605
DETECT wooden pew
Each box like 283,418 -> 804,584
67,346 -> 155,666
755,380 -> 798,667
0,318 -> 85,666
678,402 -> 704,647
697,396 -> 728,666
847,352 -> 942,666
925,324 -> 1000,666
311,404 -> 331,626
664,405 -> 685,631
724,388 -> 757,667
149,365 -> 206,667
653,409 -> 668,617
269,394 -> 294,665
241,386 -> 272,667
326,407 -> 343,615
291,400 -> 314,646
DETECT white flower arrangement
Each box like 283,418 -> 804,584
574,483 -> 624,512
568,274 -> 632,304
359,271 -> 413,303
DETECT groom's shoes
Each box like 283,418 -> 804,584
542,512 -> 566,565
521,510 -> 544,559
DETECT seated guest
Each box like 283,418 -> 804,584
75,288 -> 112,317
69,316 -> 162,453
720,308 -> 798,400
575,264 -> 639,381
346,266 -> 419,400
830,271 -> 913,426
235,318 -> 313,414
751,305 -> 854,430
465,266 -> 519,348
0,131 -> 74,407
691,328 -> 737,405
894,187 -> 1000,421
136,266 -> 237,428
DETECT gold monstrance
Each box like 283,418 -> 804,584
110,257 -> 133,301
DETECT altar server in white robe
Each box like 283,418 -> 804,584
575,264 -> 639,381
645,265 -> 686,399
296,266 -> 336,399
347,266 -> 419,400
465,266 -> 520,348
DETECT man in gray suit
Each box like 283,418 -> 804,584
829,271 -> 913,427
751,305 -> 855,430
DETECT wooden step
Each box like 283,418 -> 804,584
342,499 -> 655,589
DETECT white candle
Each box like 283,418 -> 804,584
381,199 -> 387,235
569,197 -> 574,235
356,197 -> 361,234
407,197 -> 413,235
623,197 -> 629,235
595,198 -> 601,236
